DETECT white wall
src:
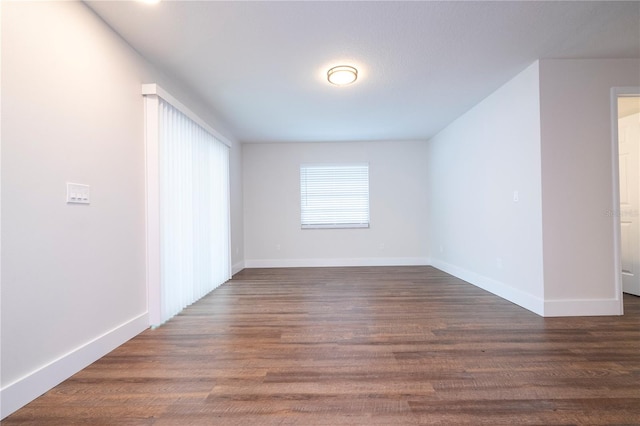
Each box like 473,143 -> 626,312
427,62 -> 545,314
243,140 -> 429,267
539,59 -> 640,316
1,1 -> 240,418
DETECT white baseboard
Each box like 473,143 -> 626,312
0,312 -> 149,420
244,257 -> 430,269
231,261 -> 245,275
543,298 -> 623,317
430,259 -> 545,316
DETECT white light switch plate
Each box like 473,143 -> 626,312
67,183 -> 90,204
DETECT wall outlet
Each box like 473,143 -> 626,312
513,190 -> 519,202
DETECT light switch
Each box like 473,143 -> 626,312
67,183 -> 90,204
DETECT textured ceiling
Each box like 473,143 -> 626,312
86,1 -> 640,144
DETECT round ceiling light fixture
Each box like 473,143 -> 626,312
327,65 -> 358,86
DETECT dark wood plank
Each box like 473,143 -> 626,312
4,266 -> 640,425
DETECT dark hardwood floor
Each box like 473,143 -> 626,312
4,266 -> 640,425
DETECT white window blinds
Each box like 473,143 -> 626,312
300,163 -> 370,229
154,98 -> 230,325
142,84 -> 231,326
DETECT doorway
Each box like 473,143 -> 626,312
615,89 -> 640,298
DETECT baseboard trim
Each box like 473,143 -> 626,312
543,298 -> 623,317
244,257 -> 430,269
0,312 -> 149,419
430,259 -> 545,316
231,261 -> 245,275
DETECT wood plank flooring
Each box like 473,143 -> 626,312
4,266 -> 640,425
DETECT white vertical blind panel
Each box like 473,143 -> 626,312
159,99 -> 230,324
300,164 -> 370,228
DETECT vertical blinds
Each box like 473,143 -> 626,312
159,99 -> 230,324
300,163 -> 370,229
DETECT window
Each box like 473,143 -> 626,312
300,163 -> 370,229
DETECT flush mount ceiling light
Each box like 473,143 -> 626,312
327,65 -> 358,86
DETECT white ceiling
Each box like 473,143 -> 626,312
86,1 -> 640,144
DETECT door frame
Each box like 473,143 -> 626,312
611,86 -> 640,313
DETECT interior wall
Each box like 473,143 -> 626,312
539,59 -> 640,315
0,1 -> 240,417
426,62 -> 545,314
243,140 -> 429,267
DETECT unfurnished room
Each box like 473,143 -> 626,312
1,1 -> 640,424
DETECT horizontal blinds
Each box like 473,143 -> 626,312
300,163 -> 369,228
